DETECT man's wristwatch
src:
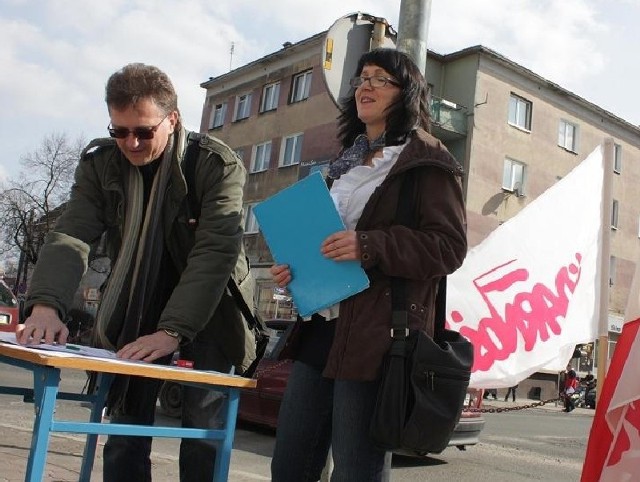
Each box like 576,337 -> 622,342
161,329 -> 183,344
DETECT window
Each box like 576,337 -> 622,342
280,133 -> 304,167
234,92 -> 252,121
609,256 -> 617,287
614,143 -> 622,174
558,120 -> 578,152
234,148 -> 244,162
244,204 -> 259,234
260,82 -> 280,113
611,199 -> 619,230
209,102 -> 226,129
251,141 -> 271,173
508,94 -> 532,130
502,158 -> 526,195
290,70 -> 312,103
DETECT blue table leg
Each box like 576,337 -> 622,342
79,372 -> 113,482
25,365 -> 60,482
213,387 -> 239,482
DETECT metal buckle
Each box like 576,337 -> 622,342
390,327 -> 409,339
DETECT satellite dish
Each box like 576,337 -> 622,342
321,12 -> 397,107
512,181 -> 524,197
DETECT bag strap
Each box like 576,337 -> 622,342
389,172 -> 447,351
183,132 -> 205,229
227,275 -> 265,331
182,131 -> 263,332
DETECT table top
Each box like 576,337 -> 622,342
0,342 -> 257,388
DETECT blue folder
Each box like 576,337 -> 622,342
253,171 -> 370,317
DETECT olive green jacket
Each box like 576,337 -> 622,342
25,127 -> 255,370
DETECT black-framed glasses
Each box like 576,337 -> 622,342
107,115 -> 168,140
349,76 -> 401,89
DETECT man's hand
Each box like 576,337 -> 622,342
117,331 -> 179,362
16,304 -> 68,345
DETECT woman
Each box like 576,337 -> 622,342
270,48 -> 467,481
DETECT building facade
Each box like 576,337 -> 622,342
200,33 -> 640,396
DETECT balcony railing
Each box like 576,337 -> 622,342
430,96 -> 468,137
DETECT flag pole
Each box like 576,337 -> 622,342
596,138 -> 614,403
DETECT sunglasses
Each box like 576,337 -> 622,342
108,115 -> 168,140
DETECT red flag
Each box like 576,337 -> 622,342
581,315 -> 640,480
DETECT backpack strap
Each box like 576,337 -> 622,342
227,275 -> 265,331
182,131 -> 263,332
183,132 -> 205,229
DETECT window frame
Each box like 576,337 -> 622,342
279,133 -> 304,167
260,82 -> 281,113
508,94 -> 532,131
609,255 -> 617,287
244,203 -> 259,234
611,199 -> 619,230
233,92 -> 252,121
290,70 -> 313,103
209,102 -> 227,129
558,119 -> 579,152
614,143 -> 622,174
502,157 -> 526,195
251,141 -> 272,173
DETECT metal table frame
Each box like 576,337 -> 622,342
0,343 -> 256,482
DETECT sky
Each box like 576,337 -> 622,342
1,0 -> 639,181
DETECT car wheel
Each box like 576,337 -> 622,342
159,381 -> 182,418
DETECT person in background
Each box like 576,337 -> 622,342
269,48 -> 467,481
15,63 -> 253,481
505,384 -> 518,402
483,388 -> 498,400
563,370 -> 579,412
582,370 -> 595,389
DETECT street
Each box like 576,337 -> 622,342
0,364 -> 592,481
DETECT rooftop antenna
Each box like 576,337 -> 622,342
229,42 -> 235,71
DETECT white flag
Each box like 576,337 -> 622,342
447,146 -> 604,388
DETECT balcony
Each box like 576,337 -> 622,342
430,96 -> 468,140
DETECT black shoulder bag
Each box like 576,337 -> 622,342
369,173 -> 474,454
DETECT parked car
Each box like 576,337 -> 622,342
0,280 -> 20,334
159,318 -> 486,452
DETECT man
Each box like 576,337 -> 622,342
16,63 -> 254,481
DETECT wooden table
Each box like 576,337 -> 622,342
0,342 -> 256,482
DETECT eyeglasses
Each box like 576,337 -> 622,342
107,115 -> 168,140
349,76 -> 401,89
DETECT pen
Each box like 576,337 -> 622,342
64,344 -> 82,351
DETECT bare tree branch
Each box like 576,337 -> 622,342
0,132 -> 85,286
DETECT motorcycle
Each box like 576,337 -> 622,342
572,386 -> 587,408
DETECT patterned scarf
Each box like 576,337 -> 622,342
328,132 -> 386,179
92,133 -> 179,414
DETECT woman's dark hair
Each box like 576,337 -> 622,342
105,63 -> 178,116
337,48 -> 431,149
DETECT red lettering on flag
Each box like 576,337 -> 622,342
449,254 -> 582,372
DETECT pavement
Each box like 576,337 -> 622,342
0,425 -> 179,482
0,398 -> 594,482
